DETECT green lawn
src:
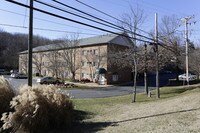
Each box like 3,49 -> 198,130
71,84 -> 200,133
73,84 -> 200,116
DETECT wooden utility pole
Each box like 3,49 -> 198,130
155,13 -> 160,98
181,16 -> 193,85
144,43 -> 148,95
28,0 -> 33,86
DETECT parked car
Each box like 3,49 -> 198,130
0,69 -> 10,75
11,73 -> 28,79
36,76 -> 60,84
178,73 -> 197,81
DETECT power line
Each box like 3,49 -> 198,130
75,0 -> 152,36
0,8 -> 105,34
52,0 -> 154,41
35,0 -> 127,35
4,0 -> 153,43
0,23 -> 101,35
22,0 -> 28,27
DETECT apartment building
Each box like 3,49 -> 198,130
19,33 -> 132,84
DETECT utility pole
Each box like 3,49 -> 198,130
181,16 -> 193,85
144,43 -> 148,95
28,0 -> 33,86
155,13 -> 160,98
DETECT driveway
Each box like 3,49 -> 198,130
65,86 -> 154,99
3,75 -> 153,99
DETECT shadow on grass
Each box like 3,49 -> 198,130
161,88 -> 187,95
64,107 -> 200,133
67,110 -> 114,133
112,107 -> 200,124
161,85 -> 200,96
71,121 -> 115,133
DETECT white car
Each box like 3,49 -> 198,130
36,76 -> 60,84
11,73 -> 27,79
178,73 -> 197,81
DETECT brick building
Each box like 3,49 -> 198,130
19,33 -> 132,84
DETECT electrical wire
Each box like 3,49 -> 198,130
75,0 -> 152,36
0,8 -> 105,34
0,23 -> 102,35
51,0 -> 154,41
4,0 -> 153,43
22,0 -> 28,27
35,0 -> 126,35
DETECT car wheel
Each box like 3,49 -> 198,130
43,81 -> 47,84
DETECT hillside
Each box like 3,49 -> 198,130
0,30 -> 52,69
80,88 -> 200,133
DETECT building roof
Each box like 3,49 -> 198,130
20,32 -> 131,54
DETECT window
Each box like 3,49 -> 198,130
112,72 -> 119,81
93,49 -> 98,55
82,50 -> 87,55
93,62 -> 97,67
87,62 -> 92,66
81,62 -> 84,66
81,73 -> 86,78
82,62 -> 87,67
90,50 -> 92,54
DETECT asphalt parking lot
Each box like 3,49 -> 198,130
3,72 -> 176,99
3,75 -> 153,99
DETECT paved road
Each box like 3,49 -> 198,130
4,75 -> 37,93
3,75 -> 153,99
64,86 -> 154,99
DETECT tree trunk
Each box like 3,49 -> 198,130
72,72 -> 75,81
144,71 -> 148,95
175,60 -> 179,81
132,54 -> 137,103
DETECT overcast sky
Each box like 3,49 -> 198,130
0,0 -> 199,43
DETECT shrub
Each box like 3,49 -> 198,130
0,76 -> 15,127
1,85 -> 73,133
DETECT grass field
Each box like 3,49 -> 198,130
73,85 -> 200,133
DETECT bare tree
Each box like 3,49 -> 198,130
118,5 -> 146,102
32,52 -> 45,76
159,15 -> 184,80
45,51 -> 60,78
19,54 -> 28,74
60,33 -> 80,81
188,46 -> 200,78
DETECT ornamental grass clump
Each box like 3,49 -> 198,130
1,85 -> 73,133
0,76 -> 15,127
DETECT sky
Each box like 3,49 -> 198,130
0,0 -> 200,43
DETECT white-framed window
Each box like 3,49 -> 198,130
82,50 -> 87,55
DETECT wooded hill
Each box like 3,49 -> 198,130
0,29 -> 54,69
